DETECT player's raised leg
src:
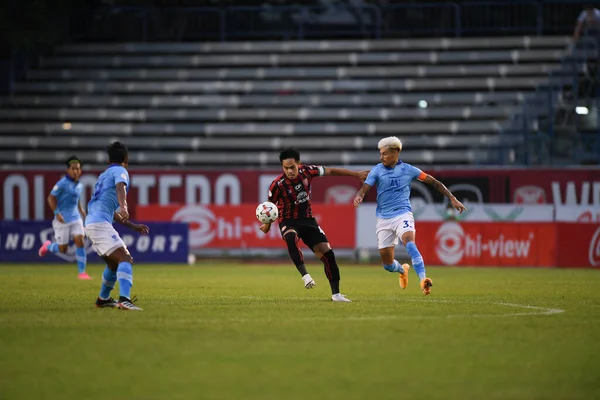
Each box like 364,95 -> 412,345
282,229 -> 315,289
39,220 -> 68,257
38,240 -> 59,257
377,222 -> 409,289
401,231 -> 432,295
379,247 -> 410,289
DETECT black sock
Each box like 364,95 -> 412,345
284,233 -> 306,276
320,250 -> 341,294
329,280 -> 340,295
296,263 -> 308,276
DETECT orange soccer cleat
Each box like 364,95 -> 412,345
420,278 -> 433,296
399,263 -> 410,289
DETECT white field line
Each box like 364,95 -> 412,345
204,297 -> 566,321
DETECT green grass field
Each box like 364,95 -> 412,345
0,263 -> 599,400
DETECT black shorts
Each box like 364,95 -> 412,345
279,218 -> 328,249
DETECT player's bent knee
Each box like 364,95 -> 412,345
283,231 -> 299,245
401,233 -> 415,245
313,242 -> 331,254
58,245 -> 69,253
283,229 -> 297,238
323,248 -> 335,259
111,247 -> 133,265
116,257 -> 133,266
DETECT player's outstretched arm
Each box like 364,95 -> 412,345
113,212 -> 150,235
423,174 -> 468,213
353,183 -> 372,207
324,167 -> 369,181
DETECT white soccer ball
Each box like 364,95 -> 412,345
256,201 -> 278,224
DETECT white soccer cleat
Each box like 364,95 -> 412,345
302,274 -> 316,289
332,293 -> 352,302
116,296 -> 143,311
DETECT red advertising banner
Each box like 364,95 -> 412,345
2,167 -> 599,221
555,223 -> 600,268
415,221 -> 557,267
0,169 -> 362,221
509,170 -> 600,207
136,204 -> 356,249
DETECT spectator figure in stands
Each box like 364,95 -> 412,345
38,156 -> 91,280
353,137 -> 467,295
573,4 -> 600,43
259,148 -> 368,302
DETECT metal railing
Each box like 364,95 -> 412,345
68,1 -> 598,42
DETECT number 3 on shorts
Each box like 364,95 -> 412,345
402,220 -> 413,229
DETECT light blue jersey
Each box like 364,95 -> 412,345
50,175 -> 83,223
365,161 -> 425,219
85,164 -> 129,225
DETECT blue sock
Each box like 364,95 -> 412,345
99,267 -> 116,299
405,242 -> 426,281
75,247 -> 86,273
116,262 -> 133,299
383,260 -> 404,273
48,242 -> 59,253
393,260 -> 405,274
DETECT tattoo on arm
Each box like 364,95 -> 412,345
356,183 -> 371,198
424,175 -> 455,200
325,167 -> 356,178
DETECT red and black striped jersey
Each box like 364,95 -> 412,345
267,164 -> 325,221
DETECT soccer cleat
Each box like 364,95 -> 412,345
38,240 -> 51,257
399,263 -> 410,289
78,272 -> 92,280
420,278 -> 433,296
332,293 -> 352,302
117,296 -> 143,311
95,297 -> 118,308
302,274 -> 316,289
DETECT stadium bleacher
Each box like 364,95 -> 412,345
0,35 -> 580,166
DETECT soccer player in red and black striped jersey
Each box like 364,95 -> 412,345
259,148 -> 368,302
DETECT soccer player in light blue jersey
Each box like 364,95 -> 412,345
353,137 -> 467,295
38,156 -> 91,280
85,142 -> 149,310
